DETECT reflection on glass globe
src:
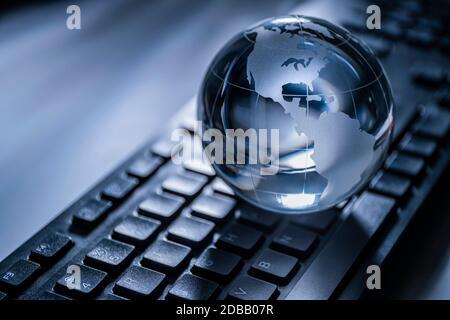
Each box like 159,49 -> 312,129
198,15 -> 394,214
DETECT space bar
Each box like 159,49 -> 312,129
286,192 -> 396,300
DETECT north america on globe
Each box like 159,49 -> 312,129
246,17 -> 376,206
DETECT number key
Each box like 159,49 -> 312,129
101,175 -> 138,202
72,198 -> 112,229
162,172 -> 207,200
84,239 -> 134,272
55,264 -> 107,299
112,215 -> 160,246
126,155 -> 163,180
0,259 -> 41,294
29,232 -> 73,266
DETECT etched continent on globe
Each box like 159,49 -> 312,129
246,16 -> 376,205
199,15 -> 394,214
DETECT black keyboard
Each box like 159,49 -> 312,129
1,0 -> 450,300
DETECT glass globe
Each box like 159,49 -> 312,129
198,15 -> 394,214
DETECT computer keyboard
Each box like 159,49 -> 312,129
0,0 -> 449,300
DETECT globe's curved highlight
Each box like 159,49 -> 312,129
198,15 -> 394,214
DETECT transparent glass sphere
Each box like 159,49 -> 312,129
198,15 -> 394,214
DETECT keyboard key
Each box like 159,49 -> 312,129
441,37 -> 450,53
227,276 -> 278,300
183,155 -> 215,177
113,215 -> 160,246
415,15 -> 438,28
211,178 -> 235,196
370,171 -> 412,199
386,9 -> 414,27
237,208 -> 280,231
391,103 -> 418,143
37,291 -> 71,300
249,249 -> 298,285
167,274 -> 219,300
126,156 -> 163,180
271,225 -> 318,258
142,239 -> 191,274
192,248 -> 242,283
151,137 -> 181,159
286,192 -> 395,299
55,264 -> 107,299
0,259 -> 40,293
400,1 -> 422,14
0,291 -> 6,300
361,36 -> 391,57
216,223 -> 263,257
162,172 -> 207,199
167,216 -> 215,248
400,134 -> 438,158
114,266 -> 166,299
291,208 -> 338,233
411,65 -> 445,86
29,232 -> 73,266
138,193 -> 185,222
101,175 -> 138,202
407,30 -> 434,47
414,109 -> 450,140
385,152 -> 425,177
190,193 -> 235,223
72,198 -> 112,228
379,21 -> 403,39
437,88 -> 450,108
84,239 -> 134,272
342,17 -> 366,32
178,134 -> 215,177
